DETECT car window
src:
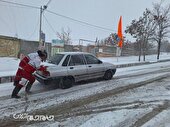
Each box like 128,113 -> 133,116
48,54 -> 64,65
68,55 -> 85,66
84,54 -> 100,64
62,55 -> 70,66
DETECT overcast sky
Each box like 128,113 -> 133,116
0,0 -> 169,43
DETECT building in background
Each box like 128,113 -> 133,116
51,39 -> 64,55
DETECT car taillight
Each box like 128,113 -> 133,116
43,71 -> 50,77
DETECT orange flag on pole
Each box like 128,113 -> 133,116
117,16 -> 123,48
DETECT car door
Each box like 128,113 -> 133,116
67,54 -> 88,82
84,54 -> 105,79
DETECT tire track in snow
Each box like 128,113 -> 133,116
0,72 -> 170,126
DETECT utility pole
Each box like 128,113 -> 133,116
39,6 -> 43,47
39,5 -> 47,47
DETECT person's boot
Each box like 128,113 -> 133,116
25,82 -> 32,94
11,86 -> 22,99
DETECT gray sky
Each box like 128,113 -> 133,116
0,0 -> 169,43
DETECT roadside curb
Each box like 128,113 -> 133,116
1,59 -> 170,84
116,59 -> 170,68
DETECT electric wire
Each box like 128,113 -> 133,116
46,0 -> 52,7
46,9 -> 115,32
0,0 -> 118,33
0,0 -> 39,9
0,0 -> 133,38
27,17 -> 39,40
43,14 -> 57,34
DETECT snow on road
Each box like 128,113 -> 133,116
142,109 -> 170,127
57,74 -> 170,127
79,109 -> 151,127
57,68 -> 170,126
1,53 -> 170,127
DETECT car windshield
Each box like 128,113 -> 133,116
48,54 -> 64,65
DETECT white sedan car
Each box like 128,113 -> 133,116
35,52 -> 116,89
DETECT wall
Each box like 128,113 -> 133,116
0,36 -> 20,57
0,35 -> 52,58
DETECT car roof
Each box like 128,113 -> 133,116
57,52 -> 92,55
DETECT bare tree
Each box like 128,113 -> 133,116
151,3 -> 170,59
125,9 -> 156,61
159,40 -> 170,53
56,27 -> 72,45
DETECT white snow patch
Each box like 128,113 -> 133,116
78,109 -> 150,127
141,109 -> 170,127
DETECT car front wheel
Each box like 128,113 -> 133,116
103,70 -> 113,80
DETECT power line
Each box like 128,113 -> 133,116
46,10 -> 116,32
0,2 -> 28,9
44,10 -> 133,38
0,0 -> 116,32
46,0 -> 52,7
43,14 -> 57,34
0,0 -> 39,9
46,10 -> 134,37
0,0 -> 133,38
28,17 -> 39,40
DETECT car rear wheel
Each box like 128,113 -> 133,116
103,70 -> 113,80
60,76 -> 75,89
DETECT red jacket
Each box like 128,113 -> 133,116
15,53 -> 46,86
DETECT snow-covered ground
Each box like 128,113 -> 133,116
57,76 -> 170,127
0,53 -> 170,77
99,52 -> 170,64
0,57 -> 19,77
0,53 -> 170,127
18,73 -> 170,127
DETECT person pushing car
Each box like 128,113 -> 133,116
11,49 -> 47,98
